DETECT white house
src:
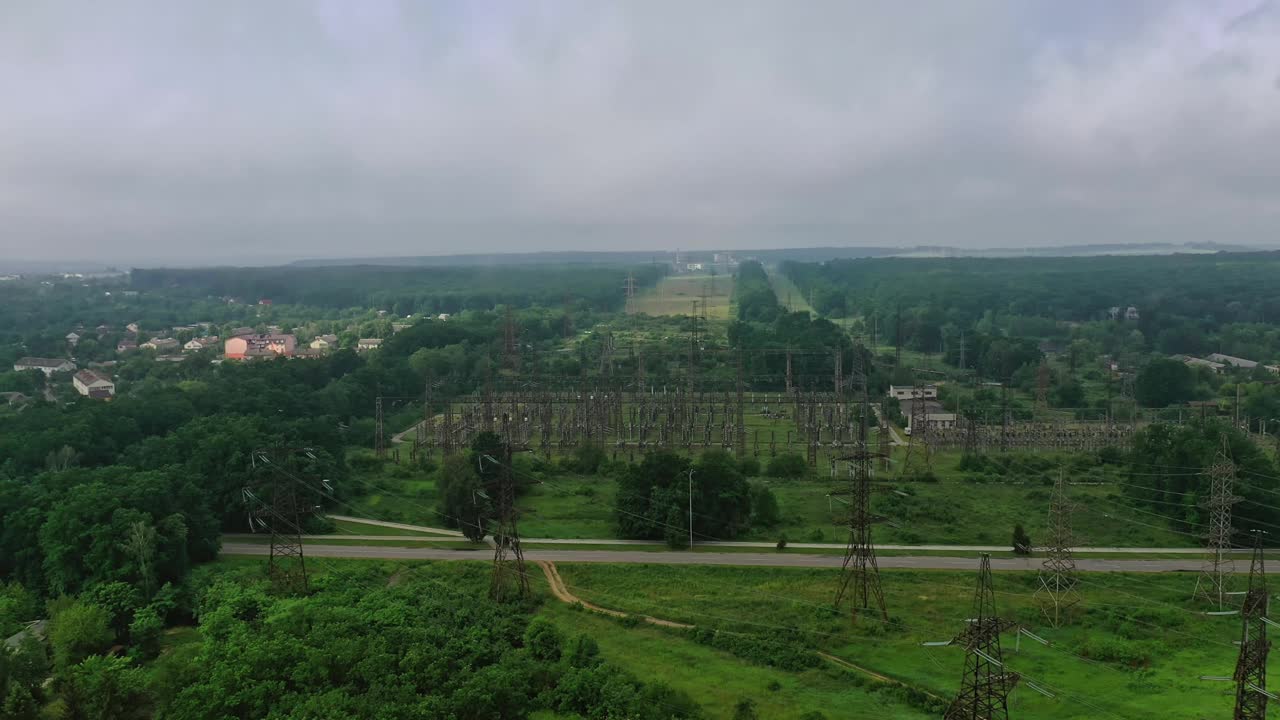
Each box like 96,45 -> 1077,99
14,357 -> 76,376
357,338 -> 383,352
437,314 -> 451,322
73,369 -> 115,399
310,334 -> 338,351
183,336 -> 220,352
65,332 -> 81,346
887,385 -> 938,401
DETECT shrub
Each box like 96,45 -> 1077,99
776,535 -> 788,551
766,453 -> 809,479
1012,524 -> 1032,555
738,457 -> 762,477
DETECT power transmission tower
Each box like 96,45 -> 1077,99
490,421 -> 529,602
1234,531 -> 1271,720
502,307 -> 520,371
562,293 -> 573,338
900,384 -> 931,476
1035,361 -> 1049,414
1194,437 -> 1241,608
246,447 -> 317,595
623,273 -> 637,315
834,364 -> 889,621
1035,472 -> 1079,627
944,554 -> 1020,720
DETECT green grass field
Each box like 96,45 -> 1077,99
552,564 -> 1245,719
633,274 -> 734,318
344,448 -> 1193,548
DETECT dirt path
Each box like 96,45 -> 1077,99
537,561 -> 692,628
535,561 -> 936,694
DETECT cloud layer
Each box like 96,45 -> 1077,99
2,0 -> 1279,263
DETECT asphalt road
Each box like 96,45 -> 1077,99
221,542 -> 1209,572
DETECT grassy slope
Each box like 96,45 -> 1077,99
552,564 -> 1238,720
538,601 -> 931,720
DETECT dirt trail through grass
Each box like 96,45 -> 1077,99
536,560 -> 936,697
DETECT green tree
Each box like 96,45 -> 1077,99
748,482 -> 781,528
1135,358 -> 1196,407
48,602 -> 113,670
436,454 -> 488,542
58,655 -> 148,720
127,608 -> 163,661
523,617 -> 563,663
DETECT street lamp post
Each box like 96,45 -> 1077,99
687,469 -> 696,549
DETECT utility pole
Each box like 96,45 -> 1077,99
374,395 -> 385,459
1194,436 -> 1241,608
959,329 -> 965,371
1234,531 -> 1271,720
943,554 -> 1020,720
1036,472 -> 1079,627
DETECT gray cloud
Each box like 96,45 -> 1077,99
2,0 -> 1279,264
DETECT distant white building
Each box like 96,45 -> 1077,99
357,338 -> 383,352
1207,353 -> 1258,370
887,385 -> 938,401
14,357 -> 76,376
65,332 -> 81,346
437,314 -> 451,322
73,369 -> 115,399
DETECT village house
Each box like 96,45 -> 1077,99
73,369 -> 115,399
126,322 -> 140,334
183,336 -> 221,352
357,338 -> 383,352
310,334 -> 339,351
117,339 -> 138,353
65,332 -> 80,346
224,333 -> 297,359
13,357 -> 76,376
141,337 -> 180,352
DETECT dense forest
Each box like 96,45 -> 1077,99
783,252 -> 1280,362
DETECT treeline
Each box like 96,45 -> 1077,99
0,563 -> 704,720
130,264 -> 665,315
782,252 -> 1280,362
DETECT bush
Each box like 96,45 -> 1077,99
776,535 -> 788,551
766,453 -> 809,479
733,698 -> 759,720
738,457 -> 761,477
749,482 -> 781,528
523,617 -> 563,663
1012,524 -> 1032,555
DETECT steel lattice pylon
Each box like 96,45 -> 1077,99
945,554 -> 1019,720
1035,472 -> 1079,627
1234,531 -> 1270,720
833,348 -> 888,621
245,447 -> 316,595
490,420 -> 529,602
900,384 -> 931,476
1194,436 -> 1241,608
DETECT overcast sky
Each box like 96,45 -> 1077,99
3,1 -> 1280,265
